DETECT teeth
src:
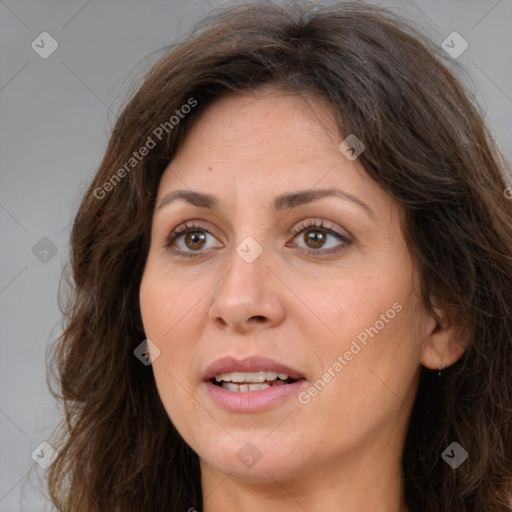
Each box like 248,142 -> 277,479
221,381 -> 292,392
222,382 -> 272,392
214,371 -> 289,383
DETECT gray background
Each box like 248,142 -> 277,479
1,0 -> 511,510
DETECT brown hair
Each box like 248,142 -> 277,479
45,2 -> 512,511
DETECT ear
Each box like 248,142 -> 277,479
420,305 -> 470,371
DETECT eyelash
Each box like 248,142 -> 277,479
163,219 -> 352,259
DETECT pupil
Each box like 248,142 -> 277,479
305,230 -> 325,249
186,232 -> 206,249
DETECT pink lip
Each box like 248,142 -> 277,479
202,355 -> 307,413
204,379 -> 307,412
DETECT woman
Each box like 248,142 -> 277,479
46,2 -> 512,511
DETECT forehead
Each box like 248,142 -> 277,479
152,90 -> 402,233
176,90 -> 338,153
158,91 -> 374,198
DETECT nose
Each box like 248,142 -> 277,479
208,246 -> 286,334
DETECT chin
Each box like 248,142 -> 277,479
197,435 -> 309,483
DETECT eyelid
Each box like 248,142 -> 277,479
288,218 -> 349,238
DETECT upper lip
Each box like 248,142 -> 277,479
202,355 -> 306,381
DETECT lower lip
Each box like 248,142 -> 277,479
204,379 -> 307,412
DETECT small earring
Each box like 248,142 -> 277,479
437,360 -> 444,377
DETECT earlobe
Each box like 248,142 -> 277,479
420,308 -> 470,371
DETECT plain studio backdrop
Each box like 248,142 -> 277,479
1,0 -> 511,510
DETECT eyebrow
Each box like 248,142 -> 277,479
156,188 -> 375,219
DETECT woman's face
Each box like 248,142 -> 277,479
139,89 -> 437,485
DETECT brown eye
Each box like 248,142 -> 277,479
183,231 -> 207,250
303,229 -> 327,249
164,222 -> 221,257
288,219 -> 352,256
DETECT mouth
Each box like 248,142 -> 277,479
202,355 -> 307,411
211,371 -> 299,392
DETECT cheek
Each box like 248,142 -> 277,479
306,257 -> 422,394
139,271 -> 200,425
139,267 -> 204,378
139,266 -> 190,340
315,262 -> 410,342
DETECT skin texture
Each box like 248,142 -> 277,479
139,88 -> 466,512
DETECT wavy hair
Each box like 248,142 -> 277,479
46,2 -> 512,511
